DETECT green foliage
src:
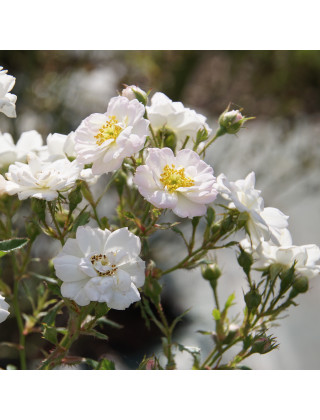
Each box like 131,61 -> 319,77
68,184 -> 82,214
0,238 -> 29,258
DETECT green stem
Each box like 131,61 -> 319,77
92,205 -> 102,228
161,243 -> 209,276
12,273 -> 26,370
201,127 -> 226,156
48,202 -> 64,246
96,170 -> 120,206
213,288 -> 220,311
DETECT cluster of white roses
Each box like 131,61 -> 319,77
0,66 -> 319,317
216,172 -> 320,280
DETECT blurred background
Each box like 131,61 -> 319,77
0,51 -> 320,369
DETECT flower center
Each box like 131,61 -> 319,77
94,116 -> 122,146
90,254 -> 117,277
160,164 -> 195,193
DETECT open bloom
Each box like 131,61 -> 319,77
0,130 -> 44,169
40,132 -> 76,161
5,153 -> 81,200
38,132 -> 99,185
134,148 -> 218,218
242,231 -> 320,280
53,226 -> 145,310
0,294 -> 9,323
74,96 -> 149,175
146,92 -> 211,147
0,67 -> 17,118
216,172 -> 288,245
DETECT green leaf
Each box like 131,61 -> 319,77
212,308 -> 221,320
0,238 -> 29,258
224,293 -> 235,310
197,330 -> 215,336
169,308 -> 191,334
84,358 -> 99,369
81,330 -> 109,341
94,302 -> 110,318
30,272 -> 62,296
177,344 -> 201,369
31,198 -> 46,222
96,317 -> 123,329
71,209 -> 90,232
97,359 -> 115,370
85,358 -> 115,370
68,185 -> 82,214
143,275 -> 162,306
42,323 -> 58,345
42,301 -> 64,326
142,299 -> 167,335
206,207 -> 215,227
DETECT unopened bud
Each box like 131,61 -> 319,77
289,276 -> 309,298
238,247 -> 253,276
219,108 -> 253,135
163,129 -> 177,151
55,210 -> 69,227
201,264 -> 221,289
121,85 -> 148,106
244,288 -> 261,311
251,336 -> 275,354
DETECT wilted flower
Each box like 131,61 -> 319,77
121,85 -> 148,105
5,153 -> 81,200
0,130 -> 44,169
74,96 -> 149,175
0,67 -> 17,118
216,172 -> 288,245
134,147 -> 218,218
0,294 -> 9,323
146,92 -> 211,147
53,226 -> 145,309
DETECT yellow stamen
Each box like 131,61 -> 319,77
95,116 -> 122,146
160,164 -> 195,193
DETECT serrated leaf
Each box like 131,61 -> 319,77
0,238 -> 29,257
